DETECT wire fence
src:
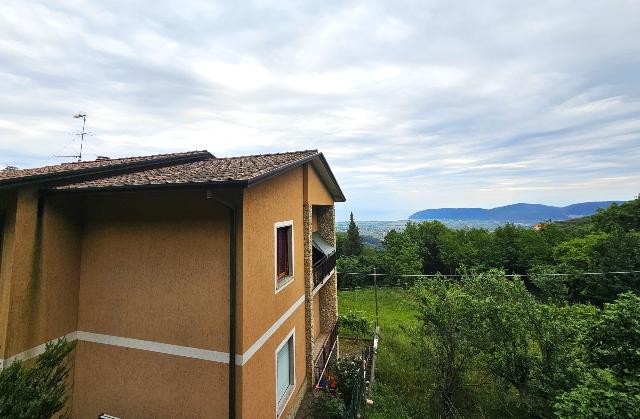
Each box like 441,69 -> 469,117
345,327 -> 379,419
337,269 -> 640,291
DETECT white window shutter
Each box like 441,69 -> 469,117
276,342 -> 290,402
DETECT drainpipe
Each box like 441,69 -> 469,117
206,190 -> 237,419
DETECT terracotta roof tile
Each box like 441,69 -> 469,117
56,150 -> 320,190
0,151 -> 212,185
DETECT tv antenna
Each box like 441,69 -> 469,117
56,113 -> 90,162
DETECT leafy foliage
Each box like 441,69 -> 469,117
337,196 -> 640,418
308,391 -> 346,419
407,273 -> 637,418
338,194 -> 640,304
0,338 -> 75,419
338,309 -> 372,338
334,356 -> 362,407
379,230 -> 421,285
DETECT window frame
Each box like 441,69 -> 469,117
274,328 -> 296,418
274,220 -> 294,293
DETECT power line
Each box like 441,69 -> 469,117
338,270 -> 640,277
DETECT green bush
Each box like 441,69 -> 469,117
338,309 -> 372,338
334,356 -> 361,407
0,338 -> 75,419
308,391 -> 346,419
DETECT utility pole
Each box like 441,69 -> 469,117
373,267 -> 379,328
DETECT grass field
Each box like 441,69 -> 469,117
338,287 -> 423,418
338,287 -> 416,328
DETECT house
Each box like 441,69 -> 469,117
0,149 -> 345,418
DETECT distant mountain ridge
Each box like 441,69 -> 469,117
408,201 -> 624,223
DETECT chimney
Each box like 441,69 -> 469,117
95,156 -> 111,161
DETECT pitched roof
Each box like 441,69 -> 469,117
0,151 -> 212,188
56,150 -> 346,202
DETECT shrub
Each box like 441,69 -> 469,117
0,338 -> 75,419
334,355 -> 361,407
338,309 -> 372,338
308,391 -> 346,419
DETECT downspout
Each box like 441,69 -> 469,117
206,190 -> 237,419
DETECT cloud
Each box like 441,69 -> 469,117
0,0 -> 638,219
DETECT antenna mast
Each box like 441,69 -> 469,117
56,113 -> 88,162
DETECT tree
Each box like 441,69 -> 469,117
555,292 -> 640,418
381,230 -> 421,285
592,194 -> 640,233
343,212 -> 363,257
404,221 -> 448,274
411,277 -> 483,418
585,292 -> 640,378
336,231 -> 347,258
0,338 -> 75,419
439,228 -> 493,273
336,255 -> 373,288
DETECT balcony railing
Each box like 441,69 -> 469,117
313,252 -> 336,289
314,321 -> 338,387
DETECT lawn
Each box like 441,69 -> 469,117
338,287 -> 424,418
338,287 -> 416,328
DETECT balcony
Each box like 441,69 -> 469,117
312,252 -> 336,290
313,321 -> 338,387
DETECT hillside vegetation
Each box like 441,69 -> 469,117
336,196 -> 640,418
408,201 -> 622,223
337,195 -> 640,305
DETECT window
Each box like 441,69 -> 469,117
275,330 -> 295,417
277,226 -> 290,278
274,221 -> 294,291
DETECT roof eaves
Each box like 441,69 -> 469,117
245,152 -> 321,188
245,152 -> 346,202
47,179 -> 248,195
314,153 -> 346,202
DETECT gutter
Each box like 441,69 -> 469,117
206,191 -> 238,419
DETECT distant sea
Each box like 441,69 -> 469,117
336,219 -> 527,240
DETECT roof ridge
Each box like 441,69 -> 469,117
212,149 -> 319,161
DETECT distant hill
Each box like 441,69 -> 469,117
408,201 -> 624,224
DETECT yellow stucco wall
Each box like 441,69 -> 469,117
1,190 -> 82,359
72,340 -> 229,418
0,190 -> 17,359
77,190 -> 230,351
240,164 -> 337,417
306,165 -> 334,205
241,168 -> 305,352
72,189 -> 233,416
238,304 -> 306,419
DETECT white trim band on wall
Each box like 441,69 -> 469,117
0,294 -> 306,369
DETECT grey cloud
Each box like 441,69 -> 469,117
0,0 -> 638,219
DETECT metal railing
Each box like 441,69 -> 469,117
314,321 -> 339,387
313,252 -> 336,289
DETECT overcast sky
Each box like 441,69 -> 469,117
1,1 -> 639,220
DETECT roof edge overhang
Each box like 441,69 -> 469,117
0,151 -> 213,190
245,152 -> 346,202
44,151 -> 346,202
